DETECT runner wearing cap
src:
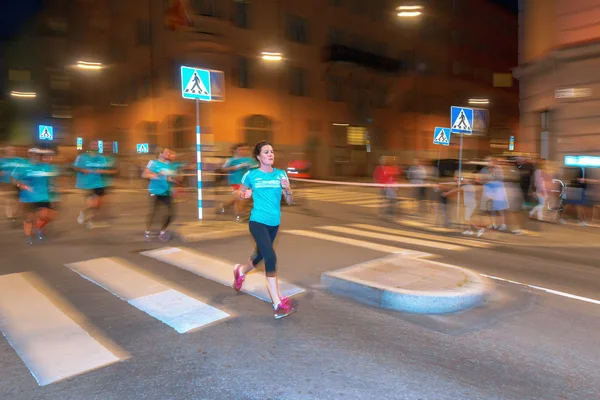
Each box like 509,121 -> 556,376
232,141 -> 297,319
73,145 -> 117,229
11,149 -> 60,244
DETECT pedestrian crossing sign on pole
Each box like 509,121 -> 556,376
76,137 -> 83,150
433,127 -> 451,146
181,66 -> 211,101
38,125 -> 53,141
450,106 -> 473,134
98,140 -> 104,154
137,143 -> 149,153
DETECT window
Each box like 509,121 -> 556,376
327,75 -> 343,102
327,28 -> 343,45
236,56 -> 251,88
290,67 -> 308,97
232,1 -> 250,28
347,126 -> 366,146
285,14 -> 309,44
136,20 -> 151,46
190,0 -> 220,17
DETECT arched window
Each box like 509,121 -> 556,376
243,115 -> 273,145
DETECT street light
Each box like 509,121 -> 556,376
10,91 -> 37,98
261,52 -> 283,61
76,61 -> 103,70
469,98 -> 489,105
397,5 -> 423,17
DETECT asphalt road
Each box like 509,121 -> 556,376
0,187 -> 599,400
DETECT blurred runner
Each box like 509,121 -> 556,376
232,141 -> 297,319
374,156 -> 400,219
73,146 -> 117,229
220,143 -> 257,221
143,148 -> 179,241
408,159 -> 428,216
11,149 -> 60,244
529,159 -> 547,221
444,174 -> 482,236
1,146 -> 26,223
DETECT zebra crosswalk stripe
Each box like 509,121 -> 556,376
140,247 -> 304,302
0,272 -> 123,386
65,257 -> 230,334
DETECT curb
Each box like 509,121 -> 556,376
321,256 -> 489,314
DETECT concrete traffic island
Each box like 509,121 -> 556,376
321,254 -> 490,314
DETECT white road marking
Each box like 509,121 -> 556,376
351,223 -> 492,248
318,226 -> 465,251
140,247 -> 304,302
66,258 -> 229,334
480,274 -> 600,305
284,229 -> 431,257
0,273 -> 122,386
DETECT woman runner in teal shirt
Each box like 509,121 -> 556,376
232,141 -> 297,319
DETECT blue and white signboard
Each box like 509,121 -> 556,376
450,106 -> 473,134
181,66 -> 211,101
509,136 -> 515,151
76,137 -> 83,150
98,140 -> 104,154
113,141 -> 119,154
565,155 -> 600,168
137,143 -> 149,153
472,108 -> 489,133
433,127 -> 451,146
39,125 -> 53,141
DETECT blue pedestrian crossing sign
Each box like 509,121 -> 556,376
98,140 -> 104,154
450,106 -> 473,134
181,66 -> 211,101
39,125 -> 53,141
137,143 -> 149,153
433,127 -> 451,146
76,137 -> 83,150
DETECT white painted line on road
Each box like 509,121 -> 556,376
480,274 -> 600,305
66,258 -> 229,333
318,226 -> 465,251
351,224 -> 492,249
140,247 -> 304,302
0,273 -> 122,386
284,229 -> 431,258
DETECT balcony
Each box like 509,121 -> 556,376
322,45 -> 404,74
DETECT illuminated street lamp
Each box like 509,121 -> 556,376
397,5 -> 423,17
469,98 -> 490,105
261,52 -> 283,61
76,61 -> 103,70
10,91 -> 37,98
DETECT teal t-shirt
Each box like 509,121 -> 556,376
74,153 -> 109,189
224,157 -> 258,185
147,159 -> 177,196
102,156 -> 117,187
12,161 -> 58,203
0,157 -> 26,183
241,168 -> 288,226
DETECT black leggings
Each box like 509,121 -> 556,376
249,221 -> 279,275
147,194 -> 174,231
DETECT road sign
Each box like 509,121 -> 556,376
450,106 -> 473,134
137,143 -> 149,153
98,140 -> 104,154
113,141 -> 119,154
181,66 -> 211,101
76,137 -> 83,150
509,136 -> 515,151
39,125 -> 53,141
472,108 -> 489,133
433,127 -> 451,146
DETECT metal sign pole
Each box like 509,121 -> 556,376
196,98 -> 203,220
456,133 -> 463,223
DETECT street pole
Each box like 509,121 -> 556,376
456,133 -> 463,223
196,98 -> 203,220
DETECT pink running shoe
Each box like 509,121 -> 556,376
274,298 -> 297,319
233,264 -> 245,291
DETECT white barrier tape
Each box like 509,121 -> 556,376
288,177 -> 456,188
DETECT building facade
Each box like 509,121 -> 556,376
2,0 -> 518,177
515,0 -> 600,161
